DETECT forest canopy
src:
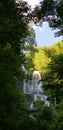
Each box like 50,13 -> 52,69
0,0 -> 63,130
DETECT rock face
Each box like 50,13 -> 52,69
23,71 -> 44,102
23,70 -> 50,109
33,70 -> 41,80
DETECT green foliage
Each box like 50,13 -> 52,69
27,40 -> 63,107
0,0 -> 37,129
0,0 -> 63,129
24,28 -> 37,51
27,45 -> 55,74
25,46 -> 37,73
36,105 -> 57,130
42,41 -> 63,105
32,46 -> 51,73
42,53 -> 63,105
34,0 -> 63,36
0,1 -> 28,51
56,110 -> 63,130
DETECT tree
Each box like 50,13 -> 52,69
34,101 -> 57,130
33,0 -> 63,36
24,28 -> 37,51
27,46 -> 53,74
24,28 -> 37,73
27,40 -> 63,106
42,53 -> 63,106
0,0 -> 37,129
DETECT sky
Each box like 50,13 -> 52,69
25,0 -> 63,46
34,22 -> 63,46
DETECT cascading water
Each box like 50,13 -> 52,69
23,70 -> 50,109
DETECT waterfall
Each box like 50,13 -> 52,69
23,71 -> 50,109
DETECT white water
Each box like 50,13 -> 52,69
23,71 -> 50,109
